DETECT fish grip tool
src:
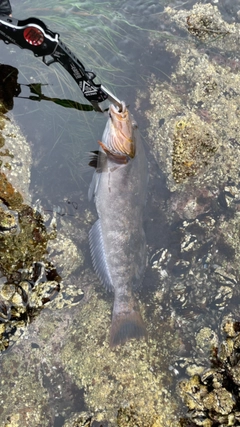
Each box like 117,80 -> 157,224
0,15 -> 122,112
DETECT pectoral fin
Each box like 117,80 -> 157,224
88,150 -> 100,169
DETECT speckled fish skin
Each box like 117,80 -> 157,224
89,102 -> 148,347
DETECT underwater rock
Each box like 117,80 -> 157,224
0,205 -> 17,232
166,3 -> 237,48
60,291 -> 182,426
172,116 -> 217,184
179,319 -> 240,426
137,3 -> 240,425
0,114 -> 31,207
140,3 -> 240,195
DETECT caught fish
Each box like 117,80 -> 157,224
88,102 -> 148,347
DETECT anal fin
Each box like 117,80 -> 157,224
89,219 -> 114,292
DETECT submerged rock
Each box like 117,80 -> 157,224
179,319 -> 240,426
172,116 -> 217,184
136,2 -> 240,425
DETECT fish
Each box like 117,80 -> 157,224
88,102 -> 148,347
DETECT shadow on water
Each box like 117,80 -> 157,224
1,0 -> 240,426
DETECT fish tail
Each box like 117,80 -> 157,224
110,309 -> 147,348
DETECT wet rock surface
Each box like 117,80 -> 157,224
0,110 -> 62,353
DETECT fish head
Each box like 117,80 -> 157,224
107,102 -> 136,159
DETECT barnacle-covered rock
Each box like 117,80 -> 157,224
229,362 -> 240,387
63,412 -> 92,427
137,3 -> 240,426
202,388 -> 234,415
0,205 -> 17,232
166,3 -> 234,46
195,328 -> 218,354
178,322 -> 240,426
178,374 -> 208,411
0,111 -> 63,351
140,3 -> 240,196
172,116 -> 217,183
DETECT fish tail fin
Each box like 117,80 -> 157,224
110,309 -> 147,348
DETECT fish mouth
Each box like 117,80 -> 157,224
109,102 -> 128,120
107,102 -> 135,159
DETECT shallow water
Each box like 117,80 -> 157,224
1,0 -> 240,426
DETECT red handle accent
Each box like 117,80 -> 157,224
23,27 -> 44,46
